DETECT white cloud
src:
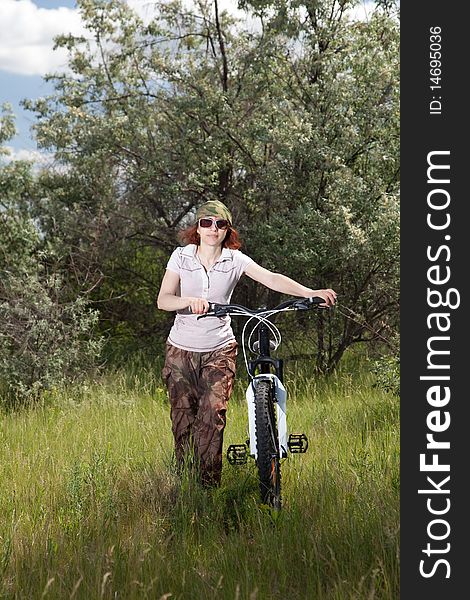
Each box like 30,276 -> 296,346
128,0 -> 254,23
0,0 -> 262,77
347,1 -> 377,22
0,0 -> 374,77
0,0 -> 85,76
2,145 -> 53,167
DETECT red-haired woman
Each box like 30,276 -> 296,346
157,200 -> 336,486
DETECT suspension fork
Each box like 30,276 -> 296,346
245,323 -> 288,460
248,321 -> 284,381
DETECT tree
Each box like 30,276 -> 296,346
0,106 -> 103,404
23,0 -> 399,370
236,1 -> 400,370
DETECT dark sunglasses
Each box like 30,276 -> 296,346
199,217 -> 229,230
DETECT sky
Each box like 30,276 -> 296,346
0,0 -> 81,160
0,0 -> 375,162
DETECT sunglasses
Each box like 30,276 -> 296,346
198,217 -> 230,230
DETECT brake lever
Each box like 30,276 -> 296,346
292,299 -> 310,310
197,303 -> 227,319
292,297 -> 330,310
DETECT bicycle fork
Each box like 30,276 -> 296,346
247,375 -> 287,460
226,375 -> 309,465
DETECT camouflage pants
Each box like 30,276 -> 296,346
162,341 -> 237,486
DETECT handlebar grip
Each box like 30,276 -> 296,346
308,296 -> 326,305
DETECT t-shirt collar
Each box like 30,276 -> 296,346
182,244 -> 232,263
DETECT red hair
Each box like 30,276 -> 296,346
178,224 -> 242,250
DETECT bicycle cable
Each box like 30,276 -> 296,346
211,305 -> 289,379
240,306 -> 296,379
242,312 -> 281,378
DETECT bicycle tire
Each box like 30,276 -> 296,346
254,379 -> 282,509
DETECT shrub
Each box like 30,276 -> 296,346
0,271 -> 103,405
0,210 -> 103,406
370,354 -> 400,397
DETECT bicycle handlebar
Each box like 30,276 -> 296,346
196,296 -> 327,319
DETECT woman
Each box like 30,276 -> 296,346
157,200 -> 336,487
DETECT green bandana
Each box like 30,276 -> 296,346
195,200 -> 232,225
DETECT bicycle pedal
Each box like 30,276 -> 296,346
288,433 -> 309,454
227,444 -> 248,465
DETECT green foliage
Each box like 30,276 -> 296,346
1,130 -> 103,405
20,0 -> 399,367
0,269 -> 103,404
0,104 -> 16,152
370,354 -> 400,396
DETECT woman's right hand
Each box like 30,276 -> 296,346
187,297 -> 210,315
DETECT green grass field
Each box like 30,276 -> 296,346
0,357 -> 399,599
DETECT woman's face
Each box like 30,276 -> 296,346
197,217 -> 228,247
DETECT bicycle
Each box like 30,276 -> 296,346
198,296 -> 327,509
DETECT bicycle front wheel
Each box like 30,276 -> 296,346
254,379 -> 282,509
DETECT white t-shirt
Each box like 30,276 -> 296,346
165,244 -> 254,351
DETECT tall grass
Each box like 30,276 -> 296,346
0,356 -> 399,599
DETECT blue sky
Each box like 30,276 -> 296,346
35,0 -> 76,7
0,72 -> 53,152
0,1 -> 79,157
